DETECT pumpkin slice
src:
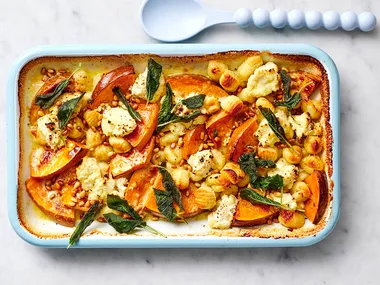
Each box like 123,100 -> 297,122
166,74 -> 229,99
90,66 -> 135,109
232,197 -> 279,227
110,137 -> 155,178
30,72 -> 73,124
289,71 -> 321,100
25,177 -> 75,227
304,170 -> 329,224
226,117 -> 259,162
144,182 -> 204,219
206,110 -> 234,148
124,165 -> 160,209
182,125 -> 206,159
30,140 -> 88,179
126,103 -> 159,151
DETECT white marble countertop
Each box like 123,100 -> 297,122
1,0 -> 379,284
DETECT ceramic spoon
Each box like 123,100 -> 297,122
140,0 -> 377,42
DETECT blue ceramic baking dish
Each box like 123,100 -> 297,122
7,44 -> 340,248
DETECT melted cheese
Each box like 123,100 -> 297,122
36,110 -> 64,150
267,158 -> 298,189
101,107 -> 137,137
208,194 -> 238,229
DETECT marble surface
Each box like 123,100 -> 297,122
1,0 -> 379,284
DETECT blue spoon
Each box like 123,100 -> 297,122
140,0 -> 377,42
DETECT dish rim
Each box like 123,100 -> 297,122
7,44 -> 340,248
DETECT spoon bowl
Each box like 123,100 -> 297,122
141,0 -> 207,42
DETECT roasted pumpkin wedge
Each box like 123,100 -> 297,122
232,197 -> 279,226
110,137 -> 154,178
30,140 -> 88,179
226,117 -> 258,162
304,170 -> 329,224
182,125 -> 206,159
126,103 -> 159,151
30,72 -> 73,124
25,177 -> 75,227
166,74 -> 229,99
144,182 -> 204,219
206,110 -> 234,148
60,168 -> 89,212
90,66 -> 135,109
124,165 -> 161,209
289,71 -> 320,100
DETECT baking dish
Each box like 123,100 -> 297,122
7,44 -> 340,248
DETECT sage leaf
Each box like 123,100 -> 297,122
68,201 -> 102,248
104,213 -> 143,233
146,58 -> 162,102
58,92 -> 85,129
254,158 -> 276,169
156,166 -> 183,211
156,110 -> 202,131
274,92 -> 302,111
154,189 -> 177,221
181,94 -> 206,109
106,195 -> 142,221
238,153 -> 258,186
113,87 -> 142,122
252,174 -> 284,190
258,106 -> 296,152
157,83 -> 174,128
240,188 -> 290,210
35,64 -> 81,109
280,69 -> 291,100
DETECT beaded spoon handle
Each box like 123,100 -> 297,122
140,0 -> 377,42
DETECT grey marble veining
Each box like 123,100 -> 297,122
1,0 -> 379,284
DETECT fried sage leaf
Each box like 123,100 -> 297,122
58,92 -> 85,129
113,87 -> 142,122
104,213 -> 143,233
105,195 -> 166,237
157,83 -> 174,128
106,195 -> 142,221
146,58 -> 162,102
35,64 -> 81,109
68,201 -> 103,248
238,153 -> 258,186
274,92 -> 302,111
252,174 -> 284,190
154,189 -> 177,222
280,69 -> 291,100
258,106 -> 296,152
157,110 -> 202,131
240,188 -> 290,210
156,166 -> 183,211
181,94 -> 206,109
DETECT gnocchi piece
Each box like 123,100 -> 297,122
220,95 -> 244,115
304,136 -> 323,154
83,110 -> 102,128
279,210 -> 305,229
92,145 -> 114,162
211,149 -> 226,171
297,170 -> 310,182
237,174 -> 250,187
203,96 -> 221,114
205,174 -> 225,192
160,132 -> 179,146
306,122 -> 323,136
301,99 -> 322,120
207,60 -> 229,81
256,97 -> 275,122
300,155 -> 324,173
282,146 -> 303,164
73,69 -> 91,92
257,146 -> 279,161
168,122 -> 186,136
171,168 -> 190,190
164,145 -> 183,165
194,185 -> 216,210
237,55 -> 264,82
109,136 -> 132,154
221,185 -> 238,196
219,162 -> 245,185
86,128 -> 102,149
219,70 -> 241,92
68,118 -> 85,139
291,181 -> 311,202
192,115 -> 207,125
151,150 -> 165,165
